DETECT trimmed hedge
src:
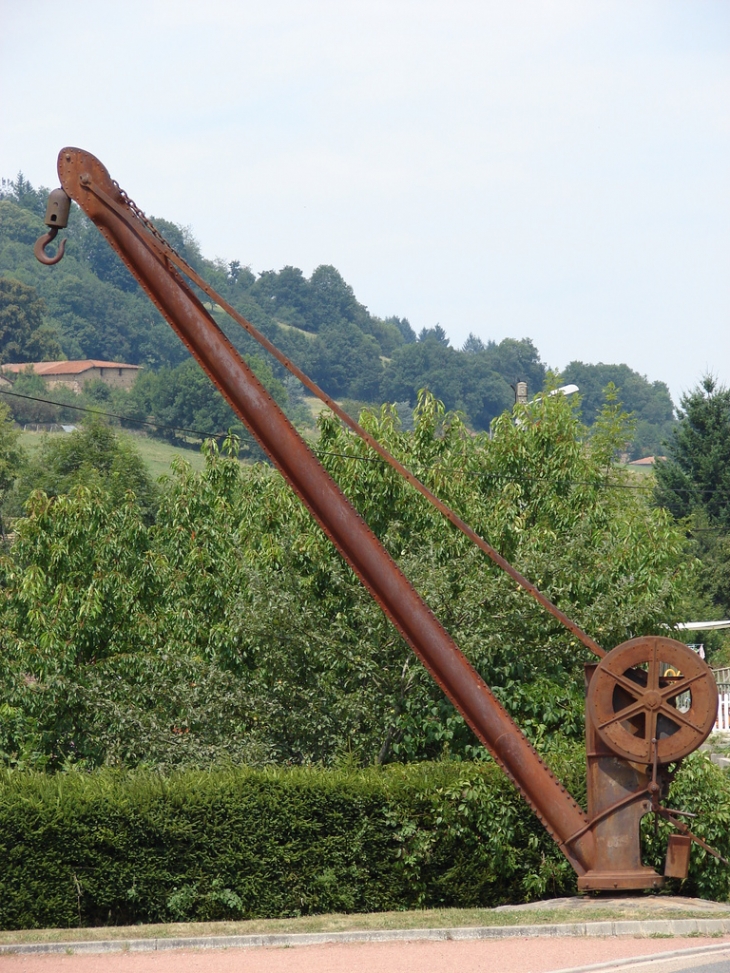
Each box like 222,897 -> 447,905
0,752 -> 728,929
0,759 -> 580,929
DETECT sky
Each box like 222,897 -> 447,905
1,0 -> 728,406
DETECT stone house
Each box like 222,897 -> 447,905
0,360 -> 142,395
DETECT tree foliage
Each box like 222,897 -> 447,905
0,402 -> 24,530
0,277 -> 62,363
654,377 -> 730,634
10,421 -> 158,521
1,175 -> 676,444
121,354 -> 288,451
0,391 -> 691,772
655,376 -> 730,529
562,361 -> 675,460
381,335 -> 545,431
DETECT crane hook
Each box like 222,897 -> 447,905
34,226 -> 66,266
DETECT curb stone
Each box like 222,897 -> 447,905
1,918 -> 730,956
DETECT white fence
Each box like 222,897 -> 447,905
714,693 -> 730,733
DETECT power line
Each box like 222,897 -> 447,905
0,387 -> 704,498
0,388 -> 234,443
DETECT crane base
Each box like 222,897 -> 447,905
578,869 -> 664,892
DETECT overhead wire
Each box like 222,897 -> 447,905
18,175 -> 709,658
0,386 -> 661,493
0,387 -> 236,444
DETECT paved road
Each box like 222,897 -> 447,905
603,947 -> 730,973
2,936 -> 730,973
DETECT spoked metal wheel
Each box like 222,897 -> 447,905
586,636 -> 718,764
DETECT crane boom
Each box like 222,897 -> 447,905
37,146 -> 724,892
52,147 -> 596,876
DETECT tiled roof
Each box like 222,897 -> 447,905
0,360 -> 142,375
628,456 -> 666,466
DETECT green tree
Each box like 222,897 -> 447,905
483,338 -> 545,394
13,421 -> 157,522
654,377 -> 730,636
310,323 -> 383,399
0,172 -> 47,217
2,369 -> 81,426
0,391 -> 692,772
462,333 -> 486,353
562,361 -> 675,459
381,336 -> 545,432
124,354 -> 288,453
385,315 -> 416,345
654,376 -> 730,529
0,199 -> 45,247
0,278 -> 62,363
309,264 -> 371,332
0,442 -> 262,770
251,265 -> 314,331
0,401 -> 24,534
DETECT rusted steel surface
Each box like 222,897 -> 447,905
34,187 -> 71,265
38,147 -> 726,891
587,636 -> 718,764
665,834 -> 692,879
51,147 -> 597,876
58,168 -> 605,660
33,226 -> 65,265
580,663 -> 662,891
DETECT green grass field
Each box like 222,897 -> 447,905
17,425 -> 659,487
18,430 -> 209,481
124,434 -> 208,479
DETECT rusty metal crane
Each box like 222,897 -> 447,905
35,147 -> 723,892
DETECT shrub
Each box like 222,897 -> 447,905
0,760 -> 576,929
0,751 -> 728,930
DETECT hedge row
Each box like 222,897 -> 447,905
0,752 -> 728,929
0,758 -> 578,929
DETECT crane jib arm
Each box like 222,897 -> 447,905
43,148 -> 728,890
49,148 -> 597,875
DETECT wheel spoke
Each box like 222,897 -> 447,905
660,671 -> 705,700
647,709 -> 658,745
649,641 -> 660,692
606,669 -> 645,699
659,703 -> 703,733
597,697 -> 647,730
590,636 -> 715,764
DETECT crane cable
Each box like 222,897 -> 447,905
84,178 -> 606,659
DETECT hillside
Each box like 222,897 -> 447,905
0,174 -> 674,454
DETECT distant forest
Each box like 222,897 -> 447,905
0,174 -> 674,457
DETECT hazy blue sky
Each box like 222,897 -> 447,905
1,1 -> 728,405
